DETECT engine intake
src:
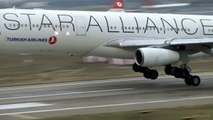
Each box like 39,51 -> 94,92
135,48 -> 180,67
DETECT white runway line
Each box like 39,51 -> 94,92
0,88 -> 134,101
0,96 -> 213,116
0,102 -> 51,110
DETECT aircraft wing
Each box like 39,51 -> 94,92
105,37 -> 213,48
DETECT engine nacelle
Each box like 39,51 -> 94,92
135,48 -> 180,67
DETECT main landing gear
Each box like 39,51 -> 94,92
132,63 -> 201,86
164,65 -> 201,86
132,63 -> 158,80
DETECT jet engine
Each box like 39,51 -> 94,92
135,48 -> 180,67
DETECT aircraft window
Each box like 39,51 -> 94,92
66,25 -> 69,28
128,27 -> 131,30
21,24 -> 24,27
142,27 -> 145,30
167,28 -> 170,31
13,24 -> 16,27
212,29 -> 213,32
125,27 -> 127,30
55,25 -> 58,28
160,28 -> 163,31
171,28 -> 173,31
110,26 -> 113,29
32,24 -> 35,28
188,29 -> 190,32
153,28 -> 156,30
25,24 -> 28,27
114,26 -> 116,29
36,24 -> 39,28
132,27 -> 134,30
9,24 -> 12,27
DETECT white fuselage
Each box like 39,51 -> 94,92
0,9 -> 212,58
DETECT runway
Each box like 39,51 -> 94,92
0,72 -> 213,120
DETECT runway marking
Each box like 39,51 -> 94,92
0,88 -> 134,101
0,72 -> 213,91
0,102 -> 51,110
0,96 -> 213,116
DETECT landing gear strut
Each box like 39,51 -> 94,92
132,63 -> 158,80
165,65 -> 201,86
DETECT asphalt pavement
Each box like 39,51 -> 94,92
0,72 -> 213,120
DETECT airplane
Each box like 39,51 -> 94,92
0,0 -> 213,86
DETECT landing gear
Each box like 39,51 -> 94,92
165,65 -> 201,86
184,75 -> 201,86
144,69 -> 158,80
132,63 -> 158,80
132,63 -> 201,86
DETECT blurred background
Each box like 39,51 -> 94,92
0,0 -> 213,13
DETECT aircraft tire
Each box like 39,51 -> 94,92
132,63 -> 140,72
191,75 -> 201,86
184,75 -> 193,86
150,70 -> 158,80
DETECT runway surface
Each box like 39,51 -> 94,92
0,72 -> 213,120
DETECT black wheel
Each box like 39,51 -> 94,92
165,66 -> 172,75
150,70 -> 158,80
174,68 -> 182,78
184,75 -> 193,86
144,70 -> 151,79
191,76 -> 201,86
184,75 -> 201,86
132,63 -> 140,72
181,69 -> 190,79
